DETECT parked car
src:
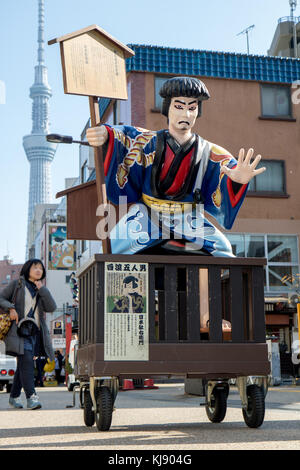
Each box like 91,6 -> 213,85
0,355 -> 17,393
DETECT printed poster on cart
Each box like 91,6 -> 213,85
104,262 -> 149,361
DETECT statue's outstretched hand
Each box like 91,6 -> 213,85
86,125 -> 108,147
220,148 -> 266,184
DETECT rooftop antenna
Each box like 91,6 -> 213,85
237,24 -> 255,54
290,0 -> 298,58
290,0 -> 297,17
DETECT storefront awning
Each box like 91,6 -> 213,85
265,314 -> 290,326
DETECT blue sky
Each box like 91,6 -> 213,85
0,0 -> 294,263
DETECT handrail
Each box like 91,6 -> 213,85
278,16 -> 300,24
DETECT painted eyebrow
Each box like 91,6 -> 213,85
174,99 -> 198,106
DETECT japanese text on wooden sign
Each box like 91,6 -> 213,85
104,262 -> 149,361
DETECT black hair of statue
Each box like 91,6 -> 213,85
159,76 -> 210,117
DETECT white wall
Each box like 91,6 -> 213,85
119,81 -> 131,125
34,222 -> 75,312
45,269 -> 73,310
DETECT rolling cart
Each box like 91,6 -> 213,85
75,254 -> 270,431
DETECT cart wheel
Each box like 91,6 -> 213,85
95,386 -> 113,431
205,388 -> 227,423
242,384 -> 265,428
83,390 -> 95,427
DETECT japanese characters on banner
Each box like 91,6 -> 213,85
104,262 -> 149,361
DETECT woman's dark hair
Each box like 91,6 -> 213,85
20,259 -> 46,281
159,76 -> 210,118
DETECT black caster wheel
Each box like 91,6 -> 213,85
95,386 -> 113,431
205,388 -> 227,423
83,390 -> 95,427
242,384 -> 265,428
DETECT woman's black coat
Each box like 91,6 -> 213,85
0,276 -> 56,360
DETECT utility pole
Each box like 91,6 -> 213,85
237,25 -> 255,55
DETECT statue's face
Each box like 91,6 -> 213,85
168,96 -> 198,132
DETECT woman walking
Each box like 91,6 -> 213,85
0,259 -> 56,410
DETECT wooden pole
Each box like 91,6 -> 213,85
89,96 -> 111,254
297,302 -> 300,347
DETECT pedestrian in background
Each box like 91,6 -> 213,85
57,350 -> 64,384
35,355 -> 47,387
54,350 -> 62,384
0,259 -> 56,409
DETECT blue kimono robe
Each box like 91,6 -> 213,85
102,125 -> 248,257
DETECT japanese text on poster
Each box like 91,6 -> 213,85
104,262 -> 148,361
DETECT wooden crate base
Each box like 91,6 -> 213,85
77,343 -> 270,380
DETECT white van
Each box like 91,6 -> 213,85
66,339 -> 79,392
0,353 -> 17,393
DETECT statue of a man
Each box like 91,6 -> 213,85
86,76 -> 265,256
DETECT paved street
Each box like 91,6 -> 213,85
0,382 -> 299,450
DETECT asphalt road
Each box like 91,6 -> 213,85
0,382 -> 299,450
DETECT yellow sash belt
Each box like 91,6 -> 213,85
142,193 -> 194,214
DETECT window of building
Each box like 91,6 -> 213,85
260,84 -> 292,118
154,76 -> 169,109
226,233 -> 299,293
245,234 -> 265,258
227,234 -> 245,257
268,235 -> 299,292
81,160 -> 89,184
248,160 -> 286,194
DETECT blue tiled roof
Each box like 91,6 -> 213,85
99,97 -> 111,119
126,44 -> 300,83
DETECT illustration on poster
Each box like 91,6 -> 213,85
48,226 -> 75,269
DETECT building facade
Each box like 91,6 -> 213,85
0,257 -> 23,288
31,195 -> 77,352
268,16 -> 300,58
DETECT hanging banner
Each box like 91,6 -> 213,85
104,262 -> 149,361
48,225 -> 76,270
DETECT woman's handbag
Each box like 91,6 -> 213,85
17,294 -> 40,338
0,280 -> 21,341
0,310 -> 12,341
17,317 -> 40,338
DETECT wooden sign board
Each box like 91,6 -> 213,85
49,25 -> 134,99
50,25 -> 135,253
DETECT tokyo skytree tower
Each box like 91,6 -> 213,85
23,0 -> 57,258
